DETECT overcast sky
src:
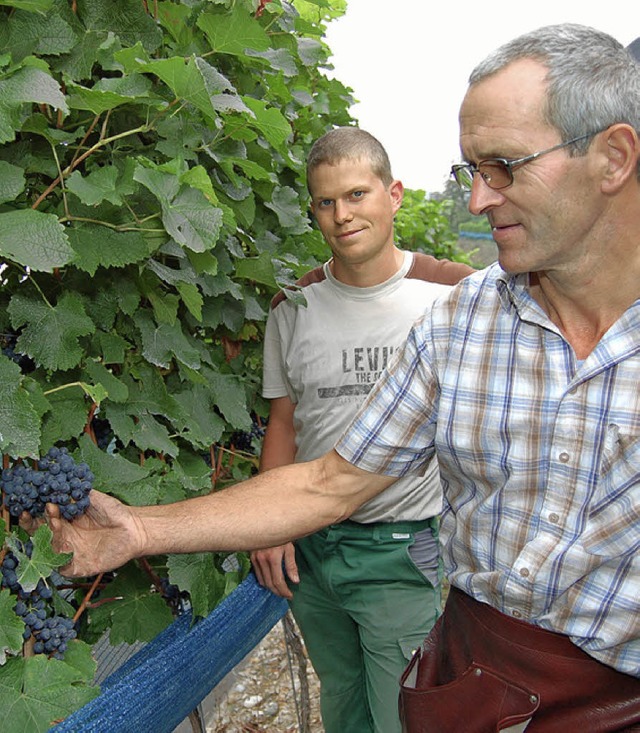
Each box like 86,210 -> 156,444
323,2 -> 639,193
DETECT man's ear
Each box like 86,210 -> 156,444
390,179 -> 404,213
600,124 -> 639,194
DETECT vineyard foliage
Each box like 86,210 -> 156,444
0,0 -> 467,727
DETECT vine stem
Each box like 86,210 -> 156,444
31,124 -> 150,210
72,572 -> 105,622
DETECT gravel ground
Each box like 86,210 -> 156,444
209,613 -> 324,733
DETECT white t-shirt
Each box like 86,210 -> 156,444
262,250 -> 470,522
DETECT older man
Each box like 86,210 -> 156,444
49,24 -> 640,732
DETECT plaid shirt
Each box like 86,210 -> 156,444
336,263 -> 640,677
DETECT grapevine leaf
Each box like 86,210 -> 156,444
176,282 -> 203,321
162,187 -> 224,253
65,167 -> 120,206
0,0 -> 53,11
234,251 -> 278,288
141,56 -> 248,120
0,357 -> 41,459
0,210 -> 74,272
80,0 -> 163,52
128,412 -> 177,457
66,77 -> 156,115
196,6 -> 270,56
264,185 -> 311,234
148,291 -> 179,326
167,552 -> 226,619
0,652 -> 98,733
76,434 -> 150,489
172,385 -> 226,447
0,589 -> 25,665
8,292 -> 95,371
8,525 -> 71,594
245,47 -> 297,76
134,310 -> 202,370
66,225 -> 151,276
0,65 -> 69,111
1,10 -> 77,61
82,360 -> 129,403
206,369 -> 252,430
243,96 -> 291,150
0,160 -> 25,204
88,565 -> 173,644
39,386 -> 93,449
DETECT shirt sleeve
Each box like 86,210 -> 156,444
261,305 -> 295,401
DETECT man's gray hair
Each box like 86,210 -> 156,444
469,24 -> 640,160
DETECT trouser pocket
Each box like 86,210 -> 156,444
399,649 -> 539,733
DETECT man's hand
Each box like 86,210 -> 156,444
251,542 -> 299,599
46,490 -> 145,577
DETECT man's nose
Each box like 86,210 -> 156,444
468,174 -> 506,216
334,199 -> 354,223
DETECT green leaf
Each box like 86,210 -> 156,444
0,160 -> 25,204
66,225 -> 151,276
167,553 -> 226,619
79,0 -> 163,52
0,0 -> 53,11
176,282 -> 203,322
162,187 -> 224,253
0,357 -> 41,459
65,166 -> 120,206
8,291 -> 95,371
76,434 -> 150,489
39,385 -> 89,448
197,6 -> 271,56
172,385 -> 225,447
0,650 -> 98,733
243,96 -> 291,150
234,251 -> 278,288
0,64 -> 69,113
128,411 -> 177,457
207,369 -> 251,430
88,564 -> 174,644
134,311 -> 202,370
8,525 -> 71,594
1,10 -> 76,61
0,589 -> 26,665
82,360 -> 129,403
264,185 -> 310,234
148,291 -> 179,326
0,210 -> 74,272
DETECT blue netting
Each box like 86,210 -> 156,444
50,572 -> 287,732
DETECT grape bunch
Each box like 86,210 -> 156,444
227,415 -> 266,455
32,616 -> 77,659
1,446 -> 93,521
2,541 -> 77,659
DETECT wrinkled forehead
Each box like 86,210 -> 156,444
459,59 -> 550,157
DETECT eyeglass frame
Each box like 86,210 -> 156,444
450,130 -> 603,191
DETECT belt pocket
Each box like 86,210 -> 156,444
399,649 -> 540,733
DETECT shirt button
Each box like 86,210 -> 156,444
511,609 -> 522,618
519,567 -> 530,578
549,513 -> 560,524
558,452 -> 570,463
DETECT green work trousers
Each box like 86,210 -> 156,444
289,518 -> 441,733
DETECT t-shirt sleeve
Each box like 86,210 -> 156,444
261,305 -> 295,401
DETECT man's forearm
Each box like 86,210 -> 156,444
133,452 -> 381,556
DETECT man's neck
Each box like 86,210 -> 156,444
331,246 -> 405,288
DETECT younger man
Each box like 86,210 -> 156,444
251,127 -> 473,733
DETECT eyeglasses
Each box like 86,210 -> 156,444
450,131 -> 601,191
